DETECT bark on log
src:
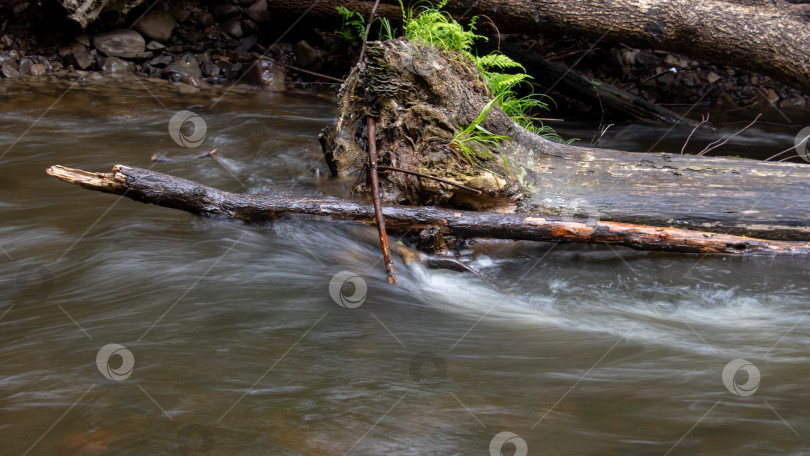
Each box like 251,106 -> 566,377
266,0 -> 810,94
45,164 -> 810,255
320,39 -> 810,241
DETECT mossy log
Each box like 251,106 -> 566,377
318,39 -> 810,241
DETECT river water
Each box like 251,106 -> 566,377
1,80 -> 809,455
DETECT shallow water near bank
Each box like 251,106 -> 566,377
1,82 -> 809,455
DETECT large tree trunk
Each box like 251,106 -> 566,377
45,164 -> 810,255
267,0 -> 810,94
319,39 -> 810,241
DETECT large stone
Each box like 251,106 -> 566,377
1,60 -> 20,78
293,40 -> 323,71
29,63 -> 46,76
163,53 -> 202,79
246,0 -> 270,23
240,59 -> 285,91
134,9 -> 177,42
101,56 -> 131,74
222,17 -> 244,38
64,49 -> 95,70
93,29 -> 147,59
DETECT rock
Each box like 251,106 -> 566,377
173,8 -> 191,24
75,33 -> 91,47
236,34 -> 258,53
219,60 -> 242,79
65,49 -> 95,70
134,9 -> 177,42
294,40 -> 323,71
94,29 -> 147,59
213,4 -> 240,19
163,53 -> 202,79
201,61 -> 220,77
750,76 -> 759,85
58,41 -> 85,57
706,71 -> 721,84
1,35 -> 12,48
180,74 -> 205,88
677,58 -> 689,68
146,41 -> 166,51
242,19 -> 258,34
622,50 -> 638,66
246,0 -> 270,23
28,63 -> 46,76
1,60 -> 20,78
222,18 -> 244,38
18,57 -> 32,75
174,82 -> 200,94
198,11 -> 215,26
663,54 -> 679,67
101,56 -> 131,74
766,88 -> 780,103
240,59 -> 285,90
149,54 -> 173,67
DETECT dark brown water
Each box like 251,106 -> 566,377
1,80 -> 809,456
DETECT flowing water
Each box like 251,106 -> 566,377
1,80 -> 809,455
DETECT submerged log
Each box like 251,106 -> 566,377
46,164 -> 810,255
319,39 -> 810,241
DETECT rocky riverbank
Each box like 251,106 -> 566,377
1,0 -> 808,118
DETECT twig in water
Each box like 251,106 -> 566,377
206,149 -> 246,188
377,165 -> 482,194
681,113 -> 710,154
697,114 -> 761,156
367,118 -> 397,284
767,130 -> 810,161
591,124 -> 613,147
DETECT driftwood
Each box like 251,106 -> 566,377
319,39 -> 810,241
46,164 -> 810,255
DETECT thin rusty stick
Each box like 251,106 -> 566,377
698,113 -> 761,156
357,0 -> 382,68
377,165 -> 483,194
206,149 -> 246,188
681,113 -> 710,154
367,118 -> 397,284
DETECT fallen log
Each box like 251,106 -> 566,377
263,0 -> 810,95
46,164 -> 810,255
319,39 -> 810,241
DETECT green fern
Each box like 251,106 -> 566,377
335,6 -> 366,43
395,0 -> 571,170
473,54 -> 525,72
